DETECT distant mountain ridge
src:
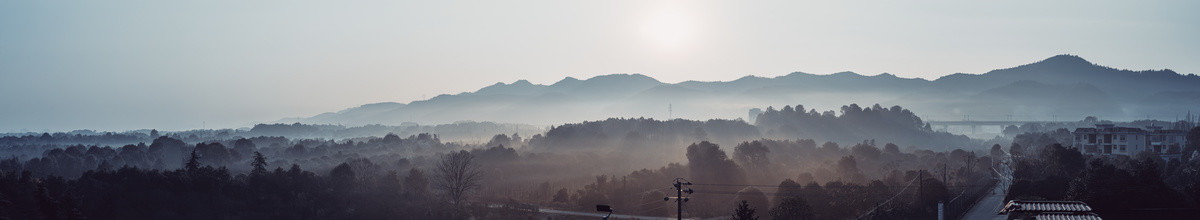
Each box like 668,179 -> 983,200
933,55 -> 1194,99
279,55 -> 1200,126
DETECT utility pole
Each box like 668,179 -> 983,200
918,170 -> 923,202
664,178 -> 693,220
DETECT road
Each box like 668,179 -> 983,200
961,152 -> 1014,220
961,182 -> 1007,220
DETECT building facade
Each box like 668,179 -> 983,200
1072,124 -> 1187,159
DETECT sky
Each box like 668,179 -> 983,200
1,0 -> 1198,132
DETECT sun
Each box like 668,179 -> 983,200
641,10 -> 696,50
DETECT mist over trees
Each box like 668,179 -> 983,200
0,121 -> 540,152
1,101 -> 1196,219
755,103 -> 973,150
435,150 -> 483,205
529,117 -> 759,152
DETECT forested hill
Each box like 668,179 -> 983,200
755,103 -> 972,149
521,104 -> 973,154
281,55 -> 1200,126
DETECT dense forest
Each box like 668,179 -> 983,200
2,103 -> 1195,219
755,103 -> 974,150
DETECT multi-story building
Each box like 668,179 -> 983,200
1073,124 -> 1145,156
1072,124 -> 1187,160
1147,125 -> 1188,155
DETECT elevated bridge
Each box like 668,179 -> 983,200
925,120 -> 1072,136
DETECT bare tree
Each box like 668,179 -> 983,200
435,150 -> 483,205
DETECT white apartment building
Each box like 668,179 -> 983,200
1072,124 -> 1187,160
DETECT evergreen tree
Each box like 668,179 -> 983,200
250,151 -> 268,176
185,148 -> 201,171
732,200 -> 759,220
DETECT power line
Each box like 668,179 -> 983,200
687,185 -> 995,197
857,175 -> 920,219
691,190 -> 913,197
691,183 -> 999,190
625,187 -> 676,208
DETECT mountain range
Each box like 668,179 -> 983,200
278,55 -> 1200,126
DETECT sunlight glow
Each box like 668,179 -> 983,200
641,9 -> 695,50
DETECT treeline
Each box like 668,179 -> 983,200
553,140 -> 994,219
0,159 -> 484,219
528,117 -> 759,151
2,133 -> 464,179
247,121 -> 542,141
1005,127 -> 1200,218
0,103 -> 1008,219
1000,116 -> 1196,137
0,131 -> 149,146
0,121 -> 540,154
0,135 -> 995,219
755,104 -> 975,150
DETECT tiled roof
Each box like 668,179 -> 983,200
1001,200 -> 1093,213
1105,127 -> 1143,133
1150,130 -> 1185,134
1032,213 -> 1103,220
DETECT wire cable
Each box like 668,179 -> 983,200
856,175 -> 920,220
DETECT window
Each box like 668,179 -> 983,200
1119,145 -> 1126,151
1120,135 -> 1126,142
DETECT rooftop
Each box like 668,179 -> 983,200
1000,200 -> 1101,220
1149,129 -> 1186,134
1073,127 -> 1142,133
1029,213 -> 1103,220
1001,201 -> 1093,213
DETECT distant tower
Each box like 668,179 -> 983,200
748,108 -> 763,124
669,103 -> 673,119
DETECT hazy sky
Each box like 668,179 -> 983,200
2,0 -> 1197,132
